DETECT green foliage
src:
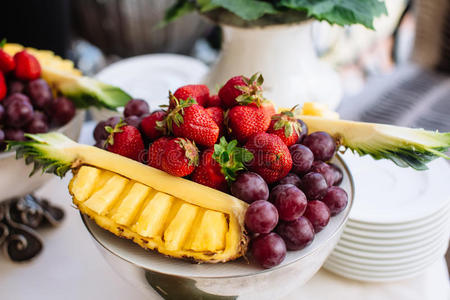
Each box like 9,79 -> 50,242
164,0 -> 387,29
213,137 -> 253,181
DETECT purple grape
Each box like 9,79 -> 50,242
26,112 -> 49,134
251,233 -> 286,269
245,200 -> 279,234
277,173 -> 302,188
3,93 -> 31,108
329,163 -> 343,186
289,144 -> 314,174
124,99 -> 149,118
26,79 -> 53,109
0,129 -> 5,150
322,186 -> 348,216
0,104 -> 4,122
8,81 -> 25,95
6,97 -> 34,128
93,121 -> 107,142
301,172 -> 328,200
296,119 -> 308,143
302,131 -> 336,161
276,216 -> 314,250
231,172 -> 269,203
94,139 -> 106,149
304,200 -> 330,233
270,184 -> 307,221
5,128 -> 26,141
50,97 -> 76,126
310,161 -> 335,186
124,115 -> 141,128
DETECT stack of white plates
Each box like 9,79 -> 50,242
324,152 -> 450,282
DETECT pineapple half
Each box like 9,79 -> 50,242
9,133 -> 249,263
3,43 -> 131,110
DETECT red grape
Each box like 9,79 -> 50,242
0,129 -> 5,150
231,172 -> 269,203
26,78 -> 53,109
6,97 -> 34,128
124,115 -> 141,128
310,161 -> 335,186
5,128 -> 26,141
301,172 -> 328,200
322,186 -> 348,216
245,200 -> 279,234
328,163 -> 343,186
304,200 -> 330,233
0,104 -> 4,122
94,140 -> 106,149
296,119 -> 308,143
251,233 -> 286,268
26,112 -> 49,134
270,184 -> 307,221
302,131 -> 336,161
8,81 -> 25,95
3,93 -> 31,108
50,97 -> 76,126
276,216 -> 315,250
93,121 -> 107,142
289,144 -> 313,175
124,99 -> 149,117
277,173 -> 302,188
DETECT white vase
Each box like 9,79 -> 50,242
204,21 -> 342,109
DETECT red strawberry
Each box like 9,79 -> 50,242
106,120 -> 145,162
205,106 -> 225,137
0,72 -> 6,101
14,50 -> 41,81
161,137 -> 199,177
172,84 -> 209,108
245,133 -> 293,184
267,107 -> 303,147
227,104 -> 271,144
207,94 -> 221,107
192,137 -> 253,191
148,137 -> 171,170
0,39 -> 15,73
141,110 -> 167,141
218,73 -> 264,108
164,94 -> 219,147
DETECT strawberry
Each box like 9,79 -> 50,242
205,106 -> 225,137
14,50 -> 41,81
164,94 -> 219,147
192,137 -> 253,191
0,72 -> 6,101
148,137 -> 171,170
245,133 -> 293,184
261,100 -> 276,119
106,120 -> 145,162
0,39 -> 15,73
172,84 -> 209,108
227,104 -> 271,144
267,107 -> 303,147
161,137 -> 199,177
141,110 -> 167,141
218,73 -> 264,108
207,94 -> 221,107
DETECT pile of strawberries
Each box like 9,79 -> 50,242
95,73 -> 311,190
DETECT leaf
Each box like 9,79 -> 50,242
210,0 -> 278,21
161,0 -> 196,27
278,0 -> 387,29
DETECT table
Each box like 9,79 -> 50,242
0,123 -> 449,300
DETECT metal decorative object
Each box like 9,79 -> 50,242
0,195 -> 64,262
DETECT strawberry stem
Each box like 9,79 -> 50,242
213,137 -> 254,182
0,38 -> 6,49
105,119 -> 126,147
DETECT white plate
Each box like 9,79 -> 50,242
346,201 -> 450,232
342,213 -> 449,239
92,54 -> 209,121
330,238 -> 449,266
341,152 -> 450,224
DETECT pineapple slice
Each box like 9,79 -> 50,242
12,133 -> 249,263
3,43 -> 131,110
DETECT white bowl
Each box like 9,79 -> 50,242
81,154 -> 354,299
0,111 -> 85,201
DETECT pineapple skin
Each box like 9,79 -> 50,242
69,166 -> 249,263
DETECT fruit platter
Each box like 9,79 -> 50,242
0,42 -> 130,200
7,68 -> 450,297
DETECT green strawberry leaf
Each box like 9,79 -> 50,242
0,38 -> 6,49
213,137 -> 254,181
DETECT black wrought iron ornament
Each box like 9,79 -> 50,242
0,195 -> 64,262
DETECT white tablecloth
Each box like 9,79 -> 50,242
1,124 -> 449,300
